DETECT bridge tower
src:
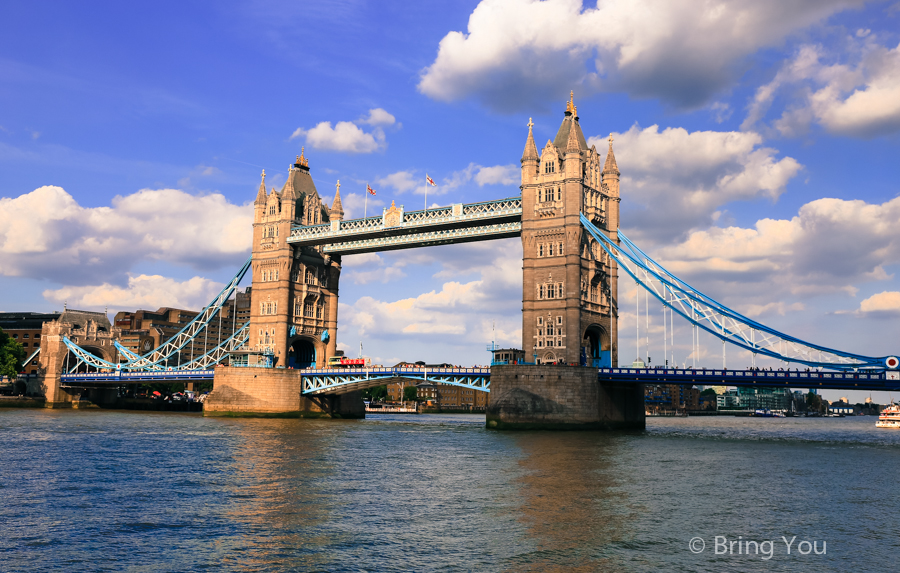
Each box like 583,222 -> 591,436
520,92 -> 619,366
249,150 -> 343,368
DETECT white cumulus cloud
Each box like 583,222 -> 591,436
0,185 -> 252,285
418,0 -> 862,110
43,274 -> 225,313
744,40 -> 900,138
586,125 -> 802,242
858,291 -> 900,314
359,108 -> 397,127
291,108 -> 398,153
651,196 -> 900,310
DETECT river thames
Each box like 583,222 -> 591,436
1,410 -> 897,572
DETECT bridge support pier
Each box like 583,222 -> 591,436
37,374 -> 77,409
486,365 -> 645,430
204,367 -> 365,418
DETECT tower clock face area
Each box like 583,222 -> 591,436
520,93 -> 620,367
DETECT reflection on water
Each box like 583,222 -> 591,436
0,410 -> 898,572
508,432 -> 634,572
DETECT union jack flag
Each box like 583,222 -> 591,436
425,174 -> 437,187
366,184 -> 376,196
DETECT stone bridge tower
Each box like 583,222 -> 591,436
249,149 -> 344,368
37,310 -> 121,407
520,93 -> 620,366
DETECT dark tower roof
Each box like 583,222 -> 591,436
282,147 -> 320,202
552,92 -> 588,151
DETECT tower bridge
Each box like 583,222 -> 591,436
36,92 -> 899,426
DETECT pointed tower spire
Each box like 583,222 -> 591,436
298,146 -> 309,168
602,134 -> 619,175
331,180 -> 344,221
254,169 -> 267,204
522,117 -> 538,161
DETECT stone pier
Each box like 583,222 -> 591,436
486,365 -> 645,430
203,366 -> 365,418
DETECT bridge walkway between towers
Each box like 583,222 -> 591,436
287,197 -> 522,255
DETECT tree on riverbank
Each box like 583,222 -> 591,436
806,391 -> 825,414
363,385 -> 387,401
0,327 -> 26,380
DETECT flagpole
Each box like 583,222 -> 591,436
424,172 -> 428,212
364,182 -> 368,218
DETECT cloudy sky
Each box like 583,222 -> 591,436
2,1 -> 899,401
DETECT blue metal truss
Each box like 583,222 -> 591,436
115,256 -> 252,369
61,257 -> 252,372
24,347 -> 40,367
581,214 -> 898,372
301,367 -> 491,395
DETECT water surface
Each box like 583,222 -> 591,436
1,410 -> 896,572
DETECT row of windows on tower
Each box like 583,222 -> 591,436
538,187 -> 561,203
260,300 -> 324,319
294,301 -> 324,319
261,267 -> 326,287
537,282 -> 564,299
535,315 -> 565,349
263,226 -> 279,238
543,162 -> 557,174
538,242 -> 564,257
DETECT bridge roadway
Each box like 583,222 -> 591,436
58,366 -> 900,393
60,370 -> 215,387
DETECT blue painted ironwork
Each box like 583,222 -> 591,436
24,347 -> 40,367
62,257 -> 252,372
300,366 -> 491,395
581,214 -> 896,372
60,369 -> 216,385
116,256 -> 252,369
599,367 -> 900,392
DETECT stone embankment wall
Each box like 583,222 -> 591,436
204,367 -> 365,418
486,365 -> 644,430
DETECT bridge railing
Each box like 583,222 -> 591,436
288,197 -> 523,244
600,367 -> 886,380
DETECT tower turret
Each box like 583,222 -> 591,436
521,117 -> 539,187
254,170 -> 268,223
330,180 -> 344,222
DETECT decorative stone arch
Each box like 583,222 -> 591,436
582,323 -> 610,367
540,351 -> 557,365
286,334 -> 323,369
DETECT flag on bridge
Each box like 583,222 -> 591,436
366,184 -> 376,196
425,174 -> 437,187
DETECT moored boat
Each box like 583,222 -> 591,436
876,403 -> 900,429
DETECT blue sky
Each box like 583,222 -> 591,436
2,1 -> 899,402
